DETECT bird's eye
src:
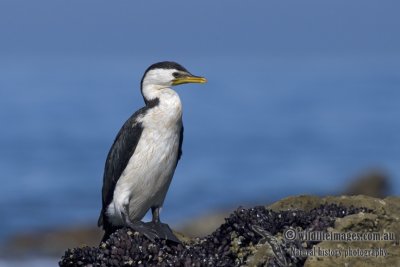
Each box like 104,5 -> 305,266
172,72 -> 182,78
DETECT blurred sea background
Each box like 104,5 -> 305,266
1,0 -> 399,266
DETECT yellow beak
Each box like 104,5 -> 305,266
172,75 -> 207,86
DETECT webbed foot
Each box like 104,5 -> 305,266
145,221 -> 181,243
125,220 -> 159,242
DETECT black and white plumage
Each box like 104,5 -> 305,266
98,61 -> 206,242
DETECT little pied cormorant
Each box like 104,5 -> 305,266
98,61 -> 206,242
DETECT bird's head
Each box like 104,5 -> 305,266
140,61 -> 206,102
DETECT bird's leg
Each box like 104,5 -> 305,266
152,206 -> 160,223
122,204 -> 158,242
145,207 -> 181,243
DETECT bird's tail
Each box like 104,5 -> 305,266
98,211 -> 118,244
97,210 -> 104,227
100,230 -> 112,244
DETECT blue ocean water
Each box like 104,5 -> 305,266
0,54 -> 399,244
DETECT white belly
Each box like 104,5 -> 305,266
106,123 -> 181,226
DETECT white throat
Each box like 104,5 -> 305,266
141,84 -> 169,103
142,84 -> 183,121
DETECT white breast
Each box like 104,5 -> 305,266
106,89 -> 182,226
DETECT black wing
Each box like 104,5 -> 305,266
98,109 -> 145,227
177,125 -> 184,164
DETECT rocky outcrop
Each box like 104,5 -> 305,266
59,195 -> 399,266
270,195 -> 400,267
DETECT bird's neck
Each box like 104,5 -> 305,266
142,84 -> 182,119
141,84 -> 165,102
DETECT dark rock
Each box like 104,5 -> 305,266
59,195 -> 400,266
